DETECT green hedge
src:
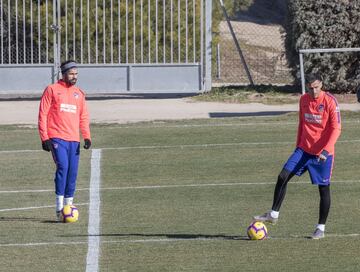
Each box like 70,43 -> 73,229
285,1 -> 360,93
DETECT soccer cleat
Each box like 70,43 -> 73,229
311,228 -> 325,239
253,212 -> 278,225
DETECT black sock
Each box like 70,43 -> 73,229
318,185 -> 331,225
271,168 -> 294,211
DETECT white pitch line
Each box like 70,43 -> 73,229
86,149 -> 102,272
0,203 -> 89,212
2,119 -> 360,132
1,233 -> 360,248
0,179 -> 359,195
1,139 -> 360,154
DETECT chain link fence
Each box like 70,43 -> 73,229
213,6 -> 294,86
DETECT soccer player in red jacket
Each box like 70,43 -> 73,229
253,73 -> 341,239
38,60 -> 91,221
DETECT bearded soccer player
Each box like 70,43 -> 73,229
38,60 -> 91,221
253,73 -> 341,239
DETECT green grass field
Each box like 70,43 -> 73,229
1,112 -> 360,271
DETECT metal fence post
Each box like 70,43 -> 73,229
204,0 -> 212,91
299,52 -> 305,94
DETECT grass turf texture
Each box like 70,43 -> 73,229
0,111 -> 360,271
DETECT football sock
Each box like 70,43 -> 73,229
318,185 -> 330,224
56,195 -> 64,212
64,197 -> 73,205
270,210 -> 279,218
316,224 -> 325,232
272,168 -> 295,211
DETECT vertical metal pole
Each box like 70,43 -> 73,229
57,0 -> 61,63
170,0 -> 173,63
95,0 -> 98,63
204,0 -> 212,91
0,0 -> 3,63
216,43 -> 220,79
193,0 -> 196,62
80,0 -> 83,63
30,0 -> 33,63
37,0 -> 40,63
185,0 -> 188,63
103,0 -> 106,63
87,0 -> 90,63
118,0 -> 121,63
7,0 -> 11,63
299,52 -> 305,94
133,0 -> 136,63
200,0 -> 203,81
177,0 -> 180,63
23,0 -> 26,63
15,0 -> 19,63
148,0 -> 151,63
73,0 -> 76,60
53,0 -> 58,80
110,0 -> 114,63
46,0 -> 48,63
140,0 -> 143,63
125,0 -> 128,63
155,0 -> 158,63
163,0 -> 165,63
219,0 -> 254,86
65,0 -> 68,59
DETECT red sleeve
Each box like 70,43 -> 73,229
323,100 -> 341,152
79,95 -> 91,140
38,86 -> 53,141
296,98 -> 303,147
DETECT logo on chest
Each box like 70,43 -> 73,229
60,103 -> 77,113
318,104 -> 325,112
304,113 -> 322,124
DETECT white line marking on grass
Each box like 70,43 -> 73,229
0,203 -> 89,212
2,139 -> 360,154
86,149 -> 102,272
0,180 -> 359,195
97,179 -> 360,191
1,232 -> 360,247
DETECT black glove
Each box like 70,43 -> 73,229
42,139 -> 52,152
317,149 -> 329,162
84,139 -> 91,149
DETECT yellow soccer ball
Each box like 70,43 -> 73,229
247,221 -> 268,240
61,205 -> 79,223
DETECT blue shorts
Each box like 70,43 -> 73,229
283,148 -> 333,186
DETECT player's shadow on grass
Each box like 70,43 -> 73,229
209,111 -> 294,118
65,233 -> 249,241
0,216 -> 53,223
0,216 -> 63,224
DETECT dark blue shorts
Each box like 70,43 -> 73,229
283,148 -> 333,186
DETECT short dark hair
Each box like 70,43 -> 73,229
305,73 -> 322,84
60,60 -> 77,74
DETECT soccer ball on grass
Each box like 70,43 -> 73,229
61,205 -> 79,223
247,221 -> 268,240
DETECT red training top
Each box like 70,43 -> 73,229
296,91 -> 341,156
38,80 -> 91,142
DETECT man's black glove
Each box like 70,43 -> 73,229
84,139 -> 91,149
318,149 -> 329,162
42,139 -> 52,152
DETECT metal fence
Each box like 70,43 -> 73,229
0,0 -> 204,65
0,0 -> 212,93
213,3 -> 294,86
